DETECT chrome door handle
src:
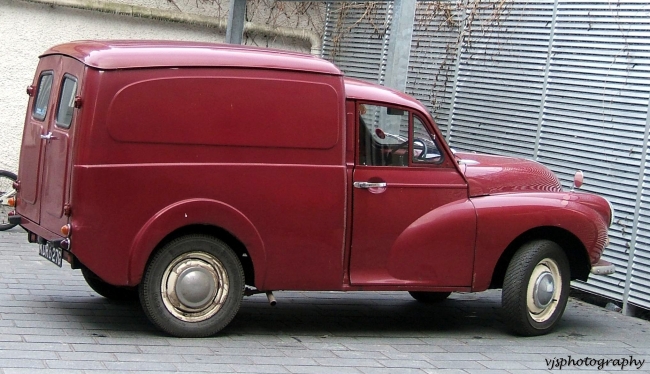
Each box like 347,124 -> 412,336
353,181 -> 387,189
40,132 -> 57,141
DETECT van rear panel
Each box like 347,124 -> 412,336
71,66 -> 347,289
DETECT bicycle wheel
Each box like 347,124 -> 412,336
0,170 -> 17,231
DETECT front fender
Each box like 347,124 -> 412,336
127,198 -> 266,285
471,192 -> 609,291
386,199 -> 476,286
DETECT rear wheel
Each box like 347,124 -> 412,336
81,267 -> 138,301
502,240 -> 570,336
408,291 -> 451,303
139,235 -> 244,338
0,170 -> 17,231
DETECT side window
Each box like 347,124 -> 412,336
56,75 -> 78,129
359,104 -> 409,167
358,105 -> 443,166
412,116 -> 443,164
33,72 -> 53,121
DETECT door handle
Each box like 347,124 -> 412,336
353,181 -> 387,189
40,132 -> 57,141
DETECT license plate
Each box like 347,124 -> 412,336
39,244 -> 63,267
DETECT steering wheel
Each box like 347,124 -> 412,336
413,138 -> 429,160
392,138 -> 428,161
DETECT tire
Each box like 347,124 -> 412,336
81,267 -> 139,301
139,235 -> 244,338
0,170 -> 18,231
502,240 -> 570,336
409,291 -> 451,303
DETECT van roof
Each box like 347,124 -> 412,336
344,78 -> 431,114
41,40 -> 342,75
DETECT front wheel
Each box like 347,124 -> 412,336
502,240 -> 570,336
139,235 -> 244,338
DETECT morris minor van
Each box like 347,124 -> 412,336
9,40 -> 615,337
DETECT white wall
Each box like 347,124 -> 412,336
0,0 -> 321,172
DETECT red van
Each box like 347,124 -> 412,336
9,40 -> 614,338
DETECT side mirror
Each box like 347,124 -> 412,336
572,170 -> 584,191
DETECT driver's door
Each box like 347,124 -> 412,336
349,103 -> 476,287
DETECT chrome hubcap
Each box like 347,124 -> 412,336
533,272 -> 555,308
527,258 -> 561,323
161,252 -> 229,322
175,266 -> 217,309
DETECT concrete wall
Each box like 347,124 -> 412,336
0,0 -> 324,172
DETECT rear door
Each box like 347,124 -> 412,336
18,56 -> 59,224
18,56 -> 84,234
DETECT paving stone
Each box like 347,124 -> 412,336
0,358 -> 46,369
0,350 -> 58,360
506,345 -> 574,354
172,364 -> 235,373
250,356 -> 318,366
102,361 -> 179,371
3,370 -> 84,374
393,344 -> 449,353
285,365 -> 362,374
182,354 -> 252,365
114,352 -> 187,363
280,349 -> 339,359
480,353 -> 544,361
376,359 -> 434,369
422,369 -> 467,374
45,359 -> 106,370
313,358 -> 384,367
428,360 -> 487,370
229,364 -> 290,373
425,353 -> 490,361
333,350 -> 389,360
358,368 -> 427,374
380,351 -> 431,361
437,345 -> 509,354
71,343 -> 139,353
476,360 -> 527,369
566,346 -> 637,355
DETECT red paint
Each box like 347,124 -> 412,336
15,41 -> 611,296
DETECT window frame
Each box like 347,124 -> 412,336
410,114 -> 445,166
32,71 -> 54,121
356,101 -> 445,168
356,102 -> 410,167
55,74 -> 78,129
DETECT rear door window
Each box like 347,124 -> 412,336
56,75 -> 78,129
33,72 -> 53,121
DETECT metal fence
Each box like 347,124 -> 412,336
323,0 -> 650,313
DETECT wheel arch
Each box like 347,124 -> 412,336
146,224 -> 256,287
127,199 -> 265,287
489,226 -> 590,289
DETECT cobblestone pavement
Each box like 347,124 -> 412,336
0,226 -> 649,374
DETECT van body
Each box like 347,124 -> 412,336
11,40 -> 614,337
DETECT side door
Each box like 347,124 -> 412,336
349,103 -> 476,287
